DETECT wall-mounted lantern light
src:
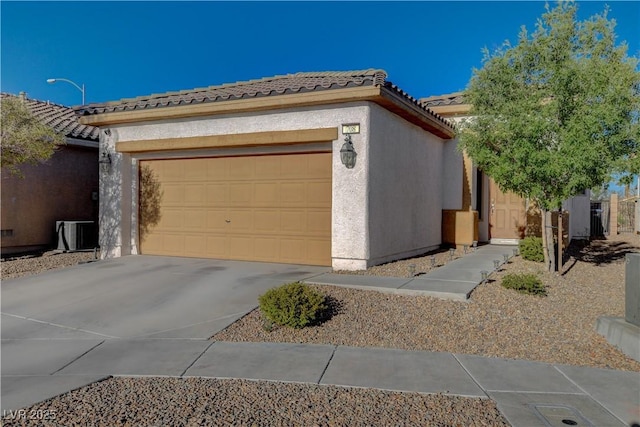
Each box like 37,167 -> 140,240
340,134 -> 357,169
99,150 -> 112,173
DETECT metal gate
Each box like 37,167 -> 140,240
590,200 -> 610,237
618,200 -> 637,233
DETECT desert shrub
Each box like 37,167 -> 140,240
519,237 -> 544,262
258,282 -> 327,329
501,273 -> 546,296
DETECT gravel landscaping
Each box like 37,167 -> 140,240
4,234 -> 638,425
215,233 -> 640,371
1,377 -> 508,427
1,250 -> 98,280
334,246 -> 464,278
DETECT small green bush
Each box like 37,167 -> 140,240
501,273 -> 546,296
519,237 -> 544,262
258,282 -> 327,329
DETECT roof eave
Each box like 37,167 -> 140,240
427,104 -> 472,117
78,86 -> 455,139
78,86 -> 382,127
376,87 -> 455,139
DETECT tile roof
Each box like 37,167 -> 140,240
1,93 -> 100,141
74,69 -> 453,132
419,91 -> 467,108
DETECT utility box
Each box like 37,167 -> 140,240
56,221 -> 97,251
626,253 -> 640,327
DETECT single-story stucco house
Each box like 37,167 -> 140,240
77,69 -> 471,269
1,92 -> 100,255
420,92 -> 591,244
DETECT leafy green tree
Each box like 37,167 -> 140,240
459,2 -> 640,271
1,96 -> 66,176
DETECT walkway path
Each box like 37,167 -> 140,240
3,340 -> 637,426
304,244 -> 518,300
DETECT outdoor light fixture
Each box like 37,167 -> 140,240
463,244 -> 469,254
481,271 -> 488,282
47,77 -> 85,105
513,248 -> 519,256
472,241 -> 478,252
408,264 -> 416,277
430,255 -> 436,268
99,150 -> 112,172
449,248 -> 455,260
503,253 -> 510,262
340,134 -> 357,169
493,260 -> 501,270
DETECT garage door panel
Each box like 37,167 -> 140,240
281,183 -> 306,205
307,182 -> 331,205
254,211 -> 279,232
308,211 -> 331,234
227,157 -> 255,180
229,210 -> 253,233
159,209 -> 184,229
206,210 -> 227,231
140,153 -> 331,266
184,185 -> 206,204
184,235 -> 206,255
280,210 -> 306,234
280,156 -> 308,178
255,157 -> 281,179
207,161 -> 227,180
307,156 -> 330,178
207,236 -> 227,258
163,161 -> 186,180
280,238 -> 306,262
184,210 -> 206,229
162,234 -> 185,253
254,238 -> 279,261
307,239 -> 331,264
207,184 -> 228,205
254,183 -> 279,204
229,236 -> 253,258
229,183 -> 253,205
184,159 -> 208,180
163,184 -> 185,205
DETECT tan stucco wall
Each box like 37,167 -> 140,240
1,144 -> 99,254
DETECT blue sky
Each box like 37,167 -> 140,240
2,1 -> 639,108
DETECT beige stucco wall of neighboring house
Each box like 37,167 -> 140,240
1,141 -> 99,254
366,103 -> 446,265
100,103 -> 373,269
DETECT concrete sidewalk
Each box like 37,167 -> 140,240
304,244 -> 518,300
2,339 -> 638,426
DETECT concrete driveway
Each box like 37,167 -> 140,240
2,255 -> 329,410
2,255 -> 330,340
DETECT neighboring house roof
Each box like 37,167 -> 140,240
75,69 -> 455,138
1,93 -> 100,142
419,91 -> 471,117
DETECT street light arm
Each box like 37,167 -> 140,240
47,78 -> 85,104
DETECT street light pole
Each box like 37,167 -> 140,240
46,78 -> 85,105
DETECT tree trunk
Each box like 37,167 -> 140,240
543,209 -> 556,272
557,210 -> 563,274
541,209 -> 550,270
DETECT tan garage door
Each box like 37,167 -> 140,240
138,153 -> 332,266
